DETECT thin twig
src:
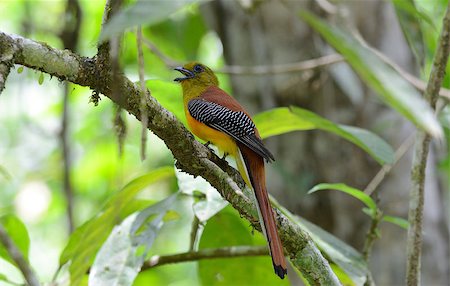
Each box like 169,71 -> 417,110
370,45 -> 450,101
0,224 -> 40,286
315,0 -> 337,14
406,4 -> 450,285
142,246 -> 269,271
136,26 -> 148,161
143,36 -> 343,74
189,216 -> 201,251
364,133 -> 416,196
142,38 -> 180,68
144,32 -> 450,102
362,208 -> 383,261
218,54 -> 344,74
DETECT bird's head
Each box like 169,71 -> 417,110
174,62 -> 219,90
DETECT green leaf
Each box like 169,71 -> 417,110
60,167 -> 175,286
253,107 -> 315,138
272,199 -> 369,286
299,10 -> 442,138
392,0 -> 428,66
0,215 -> 30,266
17,66 -> 23,74
99,0 -> 201,42
308,183 -> 377,212
382,215 -> 409,230
198,206 -> 289,285
38,73 -> 44,85
331,264 -> 356,286
391,0 -> 434,27
254,107 -> 394,164
89,194 -> 178,286
338,125 -> 394,165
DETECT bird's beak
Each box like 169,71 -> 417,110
174,67 -> 195,82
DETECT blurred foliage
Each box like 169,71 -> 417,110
0,0 -> 448,286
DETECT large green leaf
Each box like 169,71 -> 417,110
0,215 -> 30,266
299,10 -> 442,138
253,107 -> 315,138
99,0 -> 201,42
89,194 -> 178,286
198,206 -> 290,285
254,107 -> 394,164
271,199 -> 369,286
391,0 -> 429,66
60,167 -> 175,286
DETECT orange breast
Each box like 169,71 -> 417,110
185,110 -> 238,157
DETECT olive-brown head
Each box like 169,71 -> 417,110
174,62 -> 219,96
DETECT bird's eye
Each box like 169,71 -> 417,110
193,64 -> 204,73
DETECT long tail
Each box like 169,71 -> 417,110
236,143 -> 287,279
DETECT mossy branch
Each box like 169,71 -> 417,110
0,31 -> 340,285
406,4 -> 450,285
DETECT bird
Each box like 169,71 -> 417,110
174,62 -> 287,279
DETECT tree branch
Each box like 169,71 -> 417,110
142,246 -> 268,270
0,224 -> 40,286
406,4 -> 450,285
0,31 -> 340,285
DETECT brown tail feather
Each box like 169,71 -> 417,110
238,144 -> 287,279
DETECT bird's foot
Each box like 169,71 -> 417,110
221,152 -> 229,160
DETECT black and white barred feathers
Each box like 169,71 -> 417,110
188,99 -> 275,162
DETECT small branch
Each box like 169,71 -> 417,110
0,224 -> 40,286
143,37 -> 343,74
189,216 -> 201,251
136,26 -> 148,161
315,0 -> 337,14
142,246 -> 269,270
371,45 -> 450,101
113,106 -> 127,156
217,54 -> 344,74
406,4 -> 450,286
142,38 -> 180,68
364,133 -> 415,196
362,208 -> 383,261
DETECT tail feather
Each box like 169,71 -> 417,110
237,143 -> 287,279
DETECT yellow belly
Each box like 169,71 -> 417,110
185,110 -> 252,187
186,111 -> 237,156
